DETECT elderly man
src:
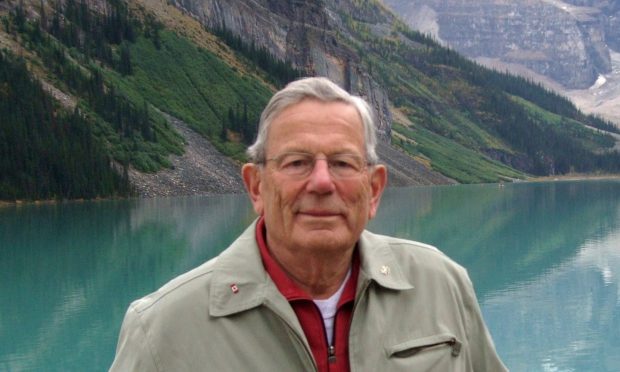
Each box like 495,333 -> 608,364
110,77 -> 507,371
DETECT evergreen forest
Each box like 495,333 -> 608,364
0,51 -> 130,199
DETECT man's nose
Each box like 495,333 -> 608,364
306,158 -> 336,193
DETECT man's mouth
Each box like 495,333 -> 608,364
298,210 -> 341,217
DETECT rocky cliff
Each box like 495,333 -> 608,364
563,0 -> 620,52
170,0 -> 395,139
383,0 -> 619,89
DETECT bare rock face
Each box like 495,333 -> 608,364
568,0 -> 620,52
384,0 -> 618,89
170,0 -> 393,140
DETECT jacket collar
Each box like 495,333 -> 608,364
209,220 -> 414,318
357,230 -> 415,291
208,219 -> 275,317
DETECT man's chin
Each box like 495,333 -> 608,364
295,219 -> 341,235
294,228 -> 355,251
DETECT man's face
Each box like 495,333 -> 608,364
242,98 -> 387,255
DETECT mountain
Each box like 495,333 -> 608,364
1,0 -> 619,201
382,0 -> 620,124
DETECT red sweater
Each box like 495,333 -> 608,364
256,218 -> 359,372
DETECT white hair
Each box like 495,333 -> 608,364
246,77 -> 379,164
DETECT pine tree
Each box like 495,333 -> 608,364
118,42 -> 132,75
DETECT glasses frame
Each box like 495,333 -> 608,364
259,151 -> 371,179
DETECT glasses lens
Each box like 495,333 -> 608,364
271,152 -> 366,178
328,154 -> 364,178
276,153 -> 314,176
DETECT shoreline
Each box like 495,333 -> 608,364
0,196 -> 131,208
3,173 -> 619,207
527,173 -> 620,182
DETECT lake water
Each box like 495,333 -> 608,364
1,180 -> 619,371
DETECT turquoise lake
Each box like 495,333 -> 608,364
1,180 -> 619,371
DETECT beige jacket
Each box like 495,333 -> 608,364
110,221 -> 507,371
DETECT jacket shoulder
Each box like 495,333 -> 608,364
130,256 -> 218,314
378,233 -> 443,254
129,221 -> 261,315
361,230 -> 470,283
363,230 -> 458,262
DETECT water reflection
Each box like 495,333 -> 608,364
483,227 -> 620,371
1,180 -> 619,371
0,195 -> 255,371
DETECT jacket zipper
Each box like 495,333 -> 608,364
328,345 -> 336,363
268,301 -> 338,370
312,301 -> 337,365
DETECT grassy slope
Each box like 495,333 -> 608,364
366,47 -> 524,182
510,95 -> 616,149
394,124 -> 523,183
111,31 -> 272,161
358,41 -> 520,182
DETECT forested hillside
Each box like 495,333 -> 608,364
1,0 -> 619,201
1,0 -> 277,200
0,51 -> 130,199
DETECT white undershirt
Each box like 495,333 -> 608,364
312,268 -> 352,346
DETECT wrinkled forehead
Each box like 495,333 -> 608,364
265,99 -> 365,153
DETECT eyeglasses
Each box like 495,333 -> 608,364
260,152 -> 369,179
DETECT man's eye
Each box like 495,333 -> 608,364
331,156 -> 360,170
331,159 -> 355,169
282,157 -> 311,169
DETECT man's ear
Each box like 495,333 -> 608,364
242,163 -> 264,215
368,164 -> 387,219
